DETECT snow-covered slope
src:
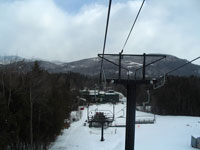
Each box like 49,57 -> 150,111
50,103 -> 200,150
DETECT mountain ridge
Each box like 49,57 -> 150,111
0,54 -> 200,77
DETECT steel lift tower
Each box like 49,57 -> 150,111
99,53 -> 166,150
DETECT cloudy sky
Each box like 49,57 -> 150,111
0,0 -> 200,64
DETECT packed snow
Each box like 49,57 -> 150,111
50,103 -> 200,150
126,61 -> 142,67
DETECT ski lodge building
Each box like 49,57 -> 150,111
80,90 -> 120,103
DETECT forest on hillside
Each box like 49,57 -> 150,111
151,76 -> 200,116
137,76 -> 200,116
0,62 -> 97,150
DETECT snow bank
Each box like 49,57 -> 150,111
70,107 -> 83,122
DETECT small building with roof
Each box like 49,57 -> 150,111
80,89 -> 119,103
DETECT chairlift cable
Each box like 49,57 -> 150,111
166,56 -> 200,75
120,0 -> 145,54
134,55 -> 166,79
153,56 -> 200,89
99,0 -> 112,83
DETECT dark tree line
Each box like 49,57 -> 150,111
0,61 -> 97,150
138,76 -> 200,116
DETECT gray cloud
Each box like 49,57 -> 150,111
0,0 -> 199,64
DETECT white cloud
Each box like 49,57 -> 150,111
0,0 -> 199,64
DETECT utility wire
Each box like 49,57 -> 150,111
99,0 -> 112,83
121,0 -> 145,54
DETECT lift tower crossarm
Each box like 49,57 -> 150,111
98,53 -> 166,150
